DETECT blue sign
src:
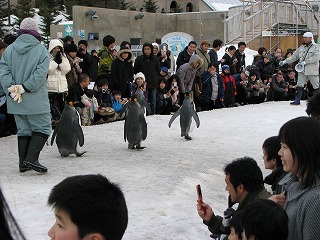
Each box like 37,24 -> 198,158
63,24 -> 73,38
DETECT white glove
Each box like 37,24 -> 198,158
279,60 -> 287,66
300,61 -> 306,66
8,85 -> 25,103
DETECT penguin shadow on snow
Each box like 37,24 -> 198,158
50,104 -> 87,157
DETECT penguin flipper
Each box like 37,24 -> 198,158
124,118 -> 127,142
50,122 -> 60,146
143,100 -> 151,114
168,109 -> 180,128
140,115 -> 147,140
191,109 -> 200,128
73,120 -> 85,147
119,101 -> 130,117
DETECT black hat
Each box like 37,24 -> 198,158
66,43 -> 78,53
103,35 -> 115,47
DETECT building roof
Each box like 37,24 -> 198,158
203,0 -> 243,11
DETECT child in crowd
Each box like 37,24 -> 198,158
247,71 -> 266,104
167,74 -> 180,112
81,89 -> 98,126
220,65 -> 237,107
156,79 -> 170,114
67,73 -> 90,114
160,66 -> 169,81
109,90 -> 128,122
262,136 -> 287,194
93,78 -> 114,124
48,174 -> 128,240
228,212 -> 243,240
242,199 -> 288,240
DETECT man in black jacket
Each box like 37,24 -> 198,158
134,43 -> 160,115
176,41 -> 197,70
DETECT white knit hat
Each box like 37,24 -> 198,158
303,32 -> 313,38
152,42 -> 159,49
134,72 -> 145,81
20,18 -> 39,32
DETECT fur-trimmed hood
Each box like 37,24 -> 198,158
188,54 -> 204,69
117,47 -> 133,62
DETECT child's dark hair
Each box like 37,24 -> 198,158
262,136 -> 282,167
86,89 -> 94,98
96,78 -> 109,88
242,199 -> 288,240
48,174 -> 128,240
112,90 -> 122,96
230,212 -> 243,239
77,73 -> 89,83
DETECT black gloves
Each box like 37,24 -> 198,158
54,51 -> 62,64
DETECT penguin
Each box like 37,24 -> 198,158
168,94 -> 200,140
51,104 -> 86,157
120,99 -> 147,149
135,87 -> 151,115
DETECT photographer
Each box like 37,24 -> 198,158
77,40 -> 92,78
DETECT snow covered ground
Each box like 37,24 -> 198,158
0,101 -> 307,239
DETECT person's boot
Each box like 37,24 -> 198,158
290,87 -> 303,105
18,136 -> 31,172
23,132 -> 48,173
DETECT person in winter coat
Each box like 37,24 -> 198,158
134,42 -> 160,115
221,45 -> 237,75
269,71 -> 288,101
77,40 -> 92,78
246,71 -> 266,104
93,78 -> 113,124
176,54 -> 204,105
255,54 -> 274,81
111,46 -> 134,98
176,41 -> 197,70
262,136 -> 287,195
166,74 -> 180,112
233,42 -> 246,74
197,157 -> 271,239
65,43 -> 82,88
199,63 -> 224,110
252,47 -> 267,65
47,39 -> 71,113
156,78 -> 170,114
208,39 -> 225,73
67,74 -> 90,114
98,35 -> 115,80
279,32 -> 320,105
0,18 -> 51,173
220,65 -> 237,107
152,42 -> 171,69
271,117 -> 320,240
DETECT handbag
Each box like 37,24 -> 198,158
97,106 -> 115,116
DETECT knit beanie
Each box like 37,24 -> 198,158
20,18 -> 39,32
152,42 -> 159,49
221,65 -> 230,72
134,72 -> 145,82
103,35 -> 115,47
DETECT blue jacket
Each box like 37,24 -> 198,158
0,34 -> 50,115
111,96 -> 123,113
200,71 -> 224,100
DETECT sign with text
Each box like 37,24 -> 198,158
161,32 -> 194,56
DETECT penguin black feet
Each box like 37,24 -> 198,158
136,145 -> 145,150
128,143 -> 145,149
185,135 -> 192,140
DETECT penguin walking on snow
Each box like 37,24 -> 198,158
120,99 -> 147,149
168,94 -> 200,140
51,104 -> 86,156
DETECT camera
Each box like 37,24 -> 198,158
79,47 -> 84,52
79,58 -> 84,62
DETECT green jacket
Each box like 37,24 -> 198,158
204,187 -> 271,238
97,46 -> 114,76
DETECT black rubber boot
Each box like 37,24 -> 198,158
18,136 -> 31,172
23,132 -> 48,173
290,87 -> 303,105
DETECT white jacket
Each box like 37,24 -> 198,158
286,43 -> 320,75
47,39 -> 71,93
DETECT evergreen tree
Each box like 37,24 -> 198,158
174,3 -> 183,13
64,0 -> 77,20
38,3 -> 59,47
119,0 -> 132,10
13,0 -> 34,28
0,0 -> 7,38
143,0 -> 158,13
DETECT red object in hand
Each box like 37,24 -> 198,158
197,184 -> 206,214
